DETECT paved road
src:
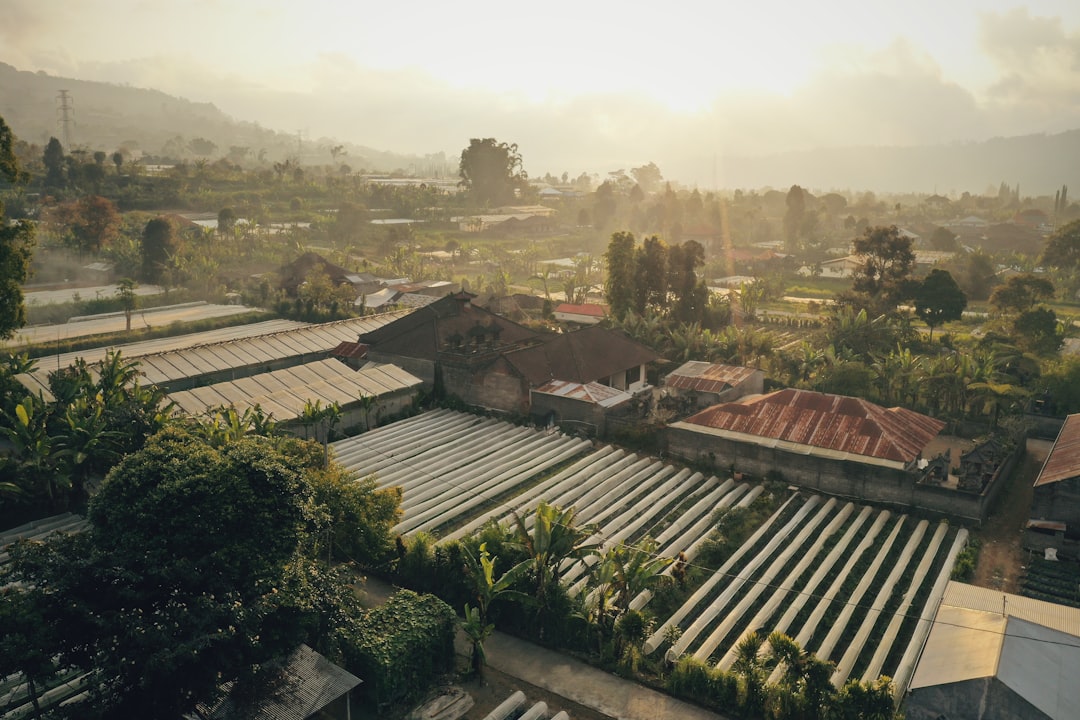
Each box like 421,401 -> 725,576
361,577 -> 726,720
4,304 -> 262,347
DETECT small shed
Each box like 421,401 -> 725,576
662,361 -> 764,409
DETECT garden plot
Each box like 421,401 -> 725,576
331,410 -> 592,535
646,492 -> 968,693
333,411 -> 766,584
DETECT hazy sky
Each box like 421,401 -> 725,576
3,0 -> 1080,182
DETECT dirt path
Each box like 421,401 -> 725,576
970,439 -> 1050,592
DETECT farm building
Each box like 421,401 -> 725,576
662,361 -> 764,410
1028,413 -> 1080,557
666,389 -> 972,515
167,359 -> 422,435
358,292 -> 657,414
16,312 -> 410,398
904,581 -> 1080,720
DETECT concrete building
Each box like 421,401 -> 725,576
1029,414 -> 1080,558
905,581 -> 1080,720
358,293 -> 658,414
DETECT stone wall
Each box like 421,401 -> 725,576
441,357 -> 529,414
667,424 -> 1013,523
531,392 -> 608,436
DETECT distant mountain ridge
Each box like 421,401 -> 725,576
0,62 -> 429,171
718,131 -> 1080,196
1,61 -> 1076,195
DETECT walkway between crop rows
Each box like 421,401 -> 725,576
361,577 -> 726,720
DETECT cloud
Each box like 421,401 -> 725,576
978,8 -> 1080,130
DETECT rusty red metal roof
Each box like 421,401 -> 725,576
665,361 -> 759,394
555,303 -> 608,317
682,388 -> 944,463
329,341 -> 369,359
1035,413 -> 1080,487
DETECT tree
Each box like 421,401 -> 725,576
1015,306 -> 1063,355
460,543 -> 530,675
111,150 -> 123,174
847,225 -> 916,312
63,195 -> 121,256
116,277 -> 139,331
989,273 -> 1055,315
458,138 -> 527,206
630,162 -> 663,193
187,137 -> 217,157
929,226 -> 960,251
604,231 -> 638,319
217,207 -> 237,236
0,116 -> 35,340
668,241 -> 708,323
510,502 -> 598,629
42,137 -> 66,187
141,217 -> 179,283
6,426 -> 371,718
783,185 -> 806,250
1041,219 -> 1080,269
633,235 -> 668,313
913,269 -> 967,341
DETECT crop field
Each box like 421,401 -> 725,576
332,410 -> 968,695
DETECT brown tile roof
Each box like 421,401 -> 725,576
1035,413 -> 1080,487
665,361 -> 758,394
504,326 -> 659,387
682,388 -> 944,463
358,292 -> 538,361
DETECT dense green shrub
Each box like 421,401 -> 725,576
342,589 -> 456,707
950,537 -> 981,582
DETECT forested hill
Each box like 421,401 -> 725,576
0,62 -> 423,170
718,130 -> 1080,196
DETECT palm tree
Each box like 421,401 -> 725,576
510,502 -> 599,630
461,543 -> 531,676
732,631 -> 767,715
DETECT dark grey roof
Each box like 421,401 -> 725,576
198,644 -> 361,720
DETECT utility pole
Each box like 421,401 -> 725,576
56,90 -> 75,148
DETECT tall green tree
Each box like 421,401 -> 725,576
989,273 -> 1055,315
783,185 -> 806,250
668,240 -> 708,323
42,137 -> 66,188
605,231 -> 638,319
1041,219 -> 1080,270
458,138 -> 527,206
633,235 -> 668,313
141,217 -> 179,283
913,268 -> 967,341
6,426 -> 358,718
848,225 -> 916,312
0,114 -> 35,340
62,195 -> 121,256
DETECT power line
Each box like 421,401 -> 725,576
337,416 -> 1080,654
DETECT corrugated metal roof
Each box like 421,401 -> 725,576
681,389 -> 944,463
169,359 -> 421,421
534,379 -> 632,408
330,341 -> 369,359
554,303 -> 607,317
664,361 -> 759,394
17,312 -> 411,399
911,582 -> 1080,720
1034,413 -> 1080,487
199,644 -> 360,720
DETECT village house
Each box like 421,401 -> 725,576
1028,413 -> 1080,558
357,292 -> 658,415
